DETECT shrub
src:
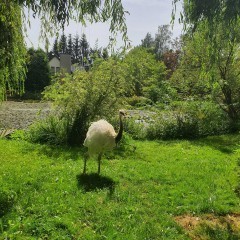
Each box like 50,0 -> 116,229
124,118 -> 147,140
25,48 -> 51,93
27,115 -> 70,145
125,101 -> 231,140
126,96 -> 152,108
30,58 -> 127,146
146,112 -> 199,140
178,101 -> 230,136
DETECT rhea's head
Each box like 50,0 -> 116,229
119,109 -> 126,118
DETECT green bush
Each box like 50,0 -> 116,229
25,48 -> 51,93
27,115 -> 70,145
126,96 -> 152,108
29,58 -> 127,146
145,113 -> 199,140
125,101 -> 231,140
123,118 -> 147,140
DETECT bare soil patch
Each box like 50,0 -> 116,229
0,101 -> 51,130
175,213 -> 240,239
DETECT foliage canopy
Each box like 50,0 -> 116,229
0,1 -> 26,99
25,48 -> 50,93
43,58 -> 127,145
173,0 -> 240,30
0,0 -> 128,100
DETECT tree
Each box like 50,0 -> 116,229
73,34 -> 81,64
154,25 -> 173,60
173,0 -> 240,32
123,47 -> 170,102
59,33 -> 67,54
67,34 -> 73,57
141,33 -> 154,48
25,48 -> 50,92
90,40 -> 102,61
52,38 -> 59,57
102,48 -> 109,60
1,0 -> 128,100
80,33 -> 90,65
170,21 -> 240,129
163,49 -> 181,79
141,27 -> 181,78
20,0 -> 128,41
172,0 -> 240,60
0,1 -> 26,99
170,33 -> 211,99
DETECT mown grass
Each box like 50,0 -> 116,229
0,134 -> 240,239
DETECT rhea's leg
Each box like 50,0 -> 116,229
97,153 -> 102,175
83,152 -> 88,174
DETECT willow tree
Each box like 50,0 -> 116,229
172,1 -> 240,129
0,1 -> 26,99
172,0 -> 240,32
0,0 -> 128,100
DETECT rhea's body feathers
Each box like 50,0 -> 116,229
83,110 -> 125,174
83,119 -> 117,156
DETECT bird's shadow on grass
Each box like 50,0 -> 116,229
76,173 -> 116,194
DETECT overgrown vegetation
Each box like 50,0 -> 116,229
2,1 -> 240,239
0,2 -> 26,99
24,48 -> 51,98
0,134 -> 240,239
123,101 -> 230,141
34,58 -> 127,146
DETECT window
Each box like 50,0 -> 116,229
51,67 -> 55,74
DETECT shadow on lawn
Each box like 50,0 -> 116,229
0,191 -> 15,218
192,134 -> 240,154
22,144 -> 83,161
76,173 -> 116,194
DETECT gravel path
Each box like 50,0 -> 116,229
0,101 -> 157,130
0,101 -> 51,129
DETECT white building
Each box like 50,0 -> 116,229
49,56 -> 60,74
49,53 -> 91,74
49,54 -> 72,74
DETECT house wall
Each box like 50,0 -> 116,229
60,54 -> 72,73
49,57 -> 60,74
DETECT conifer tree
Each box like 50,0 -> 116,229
73,34 -> 81,64
67,34 -> 73,56
59,33 -> 67,54
80,33 -> 90,65
52,38 -> 59,57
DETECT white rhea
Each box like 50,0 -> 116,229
83,110 -> 125,174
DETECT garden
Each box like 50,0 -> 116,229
1,1 -> 240,239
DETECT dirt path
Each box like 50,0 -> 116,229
0,101 -> 51,129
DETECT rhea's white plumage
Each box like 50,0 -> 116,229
83,119 -> 117,156
82,110 -> 125,174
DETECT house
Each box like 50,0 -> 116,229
49,53 -> 72,74
49,55 -> 60,74
49,53 -> 92,74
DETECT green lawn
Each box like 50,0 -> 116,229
0,135 -> 240,239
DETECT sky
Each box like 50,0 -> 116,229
25,0 -> 183,51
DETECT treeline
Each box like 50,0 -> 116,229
141,25 -> 182,78
48,33 -> 109,66
24,23 -> 240,145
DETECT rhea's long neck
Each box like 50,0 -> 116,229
115,116 -> 123,144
